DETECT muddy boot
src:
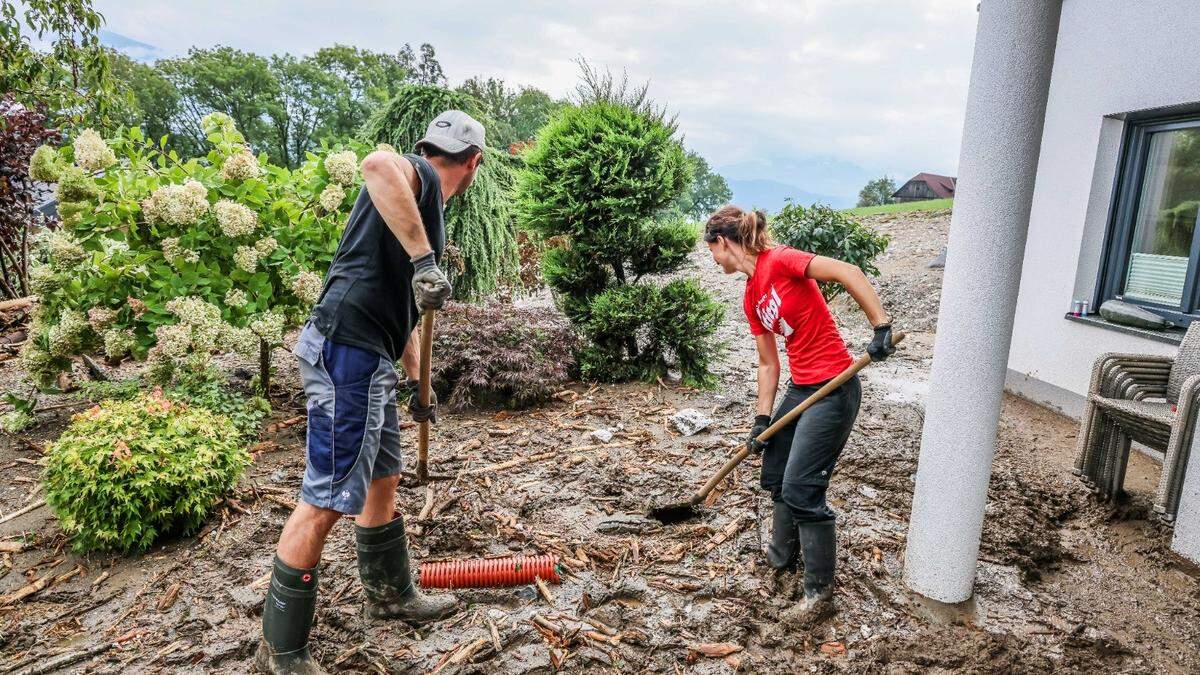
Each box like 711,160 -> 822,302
766,500 -> 799,570
254,556 -> 326,675
781,519 -> 836,628
355,516 -> 459,623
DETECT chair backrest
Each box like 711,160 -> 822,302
1168,322 -> 1200,403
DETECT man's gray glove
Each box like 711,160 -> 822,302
406,379 -> 437,424
747,414 -> 772,454
411,251 -> 451,310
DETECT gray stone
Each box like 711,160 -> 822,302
596,513 -> 661,535
227,585 -> 263,615
670,408 -> 713,436
927,246 -> 947,269
1098,299 -> 1169,330
590,428 -> 615,443
858,485 -> 879,500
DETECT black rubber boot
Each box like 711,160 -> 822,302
254,556 -> 326,674
765,500 -> 799,570
355,516 -> 459,623
781,519 -> 837,627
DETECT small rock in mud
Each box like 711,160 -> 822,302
671,408 -> 713,436
596,513 -> 661,535
228,586 -> 264,615
590,428 -> 615,443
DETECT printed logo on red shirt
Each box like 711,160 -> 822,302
754,286 -> 794,338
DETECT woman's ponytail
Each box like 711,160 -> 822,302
704,205 -> 773,254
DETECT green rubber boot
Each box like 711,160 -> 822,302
254,556 -> 326,674
765,500 -> 799,571
781,519 -> 837,627
355,517 -> 458,623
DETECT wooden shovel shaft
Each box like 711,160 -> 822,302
416,310 -> 435,482
691,331 -> 907,504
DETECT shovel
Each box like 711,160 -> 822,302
416,310 -> 435,483
648,331 -> 906,524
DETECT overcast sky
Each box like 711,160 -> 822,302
95,0 -> 979,200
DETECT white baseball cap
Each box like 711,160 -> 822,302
416,110 -> 486,154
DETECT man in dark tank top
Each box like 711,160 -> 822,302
256,111 -> 486,674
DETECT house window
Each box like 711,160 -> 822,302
1098,113 -> 1200,324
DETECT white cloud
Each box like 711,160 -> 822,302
95,0 -> 978,197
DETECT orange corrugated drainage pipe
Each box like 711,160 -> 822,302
419,555 -> 562,589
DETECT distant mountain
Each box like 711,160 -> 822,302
726,178 -> 850,212
718,155 -> 877,209
99,29 -> 164,62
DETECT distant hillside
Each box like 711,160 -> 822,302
99,29 -> 164,62
726,178 -> 851,212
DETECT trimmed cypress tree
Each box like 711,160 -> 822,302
359,84 -> 518,300
517,101 -> 723,386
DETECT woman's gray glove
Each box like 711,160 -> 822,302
868,323 -> 895,362
747,414 -> 772,454
406,379 -> 437,424
411,251 -> 451,310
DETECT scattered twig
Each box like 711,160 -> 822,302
0,499 -> 47,526
10,642 -> 114,675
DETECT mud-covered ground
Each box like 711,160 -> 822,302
2,208 -> 1199,674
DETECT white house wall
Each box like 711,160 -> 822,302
1006,0 -> 1200,417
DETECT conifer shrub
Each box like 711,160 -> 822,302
43,390 -> 249,554
516,101 -> 722,386
360,84 -> 518,299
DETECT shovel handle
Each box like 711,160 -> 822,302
692,331 -> 906,503
416,310 -> 435,483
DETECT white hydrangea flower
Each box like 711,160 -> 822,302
234,246 -> 260,273
220,324 -> 259,357
28,264 -> 59,295
102,328 -> 136,360
72,129 -> 116,172
181,248 -> 200,264
213,200 -> 258,237
161,237 -> 182,260
142,180 -> 209,226
220,149 -> 260,181
29,145 -> 61,182
291,270 -> 323,305
254,236 -> 278,256
225,288 -> 248,308
46,231 -> 87,268
101,238 -> 130,256
319,183 -> 345,212
87,307 -> 118,331
249,311 -> 286,345
324,150 -> 358,186
48,310 -> 89,357
153,323 -> 192,358
201,112 -> 237,136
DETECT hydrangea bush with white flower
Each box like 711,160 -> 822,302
21,116 -> 367,388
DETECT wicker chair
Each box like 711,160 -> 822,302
1074,321 -> 1200,521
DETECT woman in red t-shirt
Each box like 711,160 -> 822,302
704,205 -> 894,623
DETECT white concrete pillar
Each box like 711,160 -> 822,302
1171,422 -> 1200,564
904,0 -> 1063,603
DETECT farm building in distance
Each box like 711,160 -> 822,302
892,172 -> 957,202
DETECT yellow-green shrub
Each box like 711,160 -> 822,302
43,391 -> 250,554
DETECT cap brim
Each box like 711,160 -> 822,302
416,134 -> 472,154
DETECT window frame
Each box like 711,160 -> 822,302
1095,112 -> 1200,326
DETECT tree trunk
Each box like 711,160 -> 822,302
259,339 -> 271,397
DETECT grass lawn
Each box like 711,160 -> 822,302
845,198 -> 953,216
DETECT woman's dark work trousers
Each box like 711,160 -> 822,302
760,375 -> 862,522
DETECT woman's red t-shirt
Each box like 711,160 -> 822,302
743,246 -> 853,385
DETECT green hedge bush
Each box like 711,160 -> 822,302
771,203 -> 890,302
43,391 -> 250,554
517,101 -> 723,386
